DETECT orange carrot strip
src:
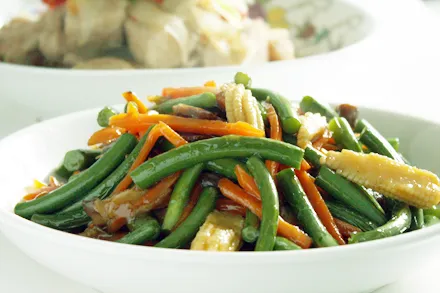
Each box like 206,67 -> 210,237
265,105 -> 282,177
279,164 -> 291,171
23,185 -> 58,201
174,183 -> 203,229
109,114 -> 265,137
300,159 -> 311,171
235,165 -> 260,198
88,127 -> 126,146
122,91 -> 148,114
112,125 -> 162,194
334,218 -> 361,239
327,137 -> 336,144
295,170 -> 345,245
162,87 -> 217,99
215,198 -> 247,216
218,178 -> 312,248
158,121 -> 188,147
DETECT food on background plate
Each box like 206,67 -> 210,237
14,72 -> 440,251
0,0 -> 294,69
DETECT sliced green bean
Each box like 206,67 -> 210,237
325,201 -> 378,232
251,88 -> 301,134
247,156 -> 279,251
328,117 -> 362,152
15,134 -> 138,219
387,137 -> 400,152
299,96 -> 337,121
117,216 -> 160,245
282,133 -> 297,146
152,92 -> 217,114
97,106 -> 118,127
63,149 -> 101,173
349,204 -> 411,243
162,163 -> 204,232
424,215 -> 440,227
257,102 -> 268,125
205,159 -> 247,181
361,187 -> 385,216
316,167 -> 387,226
424,205 -> 440,218
304,146 -> 324,168
155,187 -> 218,249
242,210 -> 260,243
273,236 -> 302,251
410,207 -> 425,230
277,169 -> 338,247
52,164 -> 73,182
132,136 -> 304,189
234,72 -> 252,89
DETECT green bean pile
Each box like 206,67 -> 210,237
14,72 -> 440,252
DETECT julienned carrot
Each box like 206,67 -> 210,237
265,105 -> 282,177
88,127 -> 126,146
218,178 -> 312,248
23,185 -> 58,201
158,121 -> 188,147
112,125 -> 162,194
235,165 -> 260,198
162,86 -> 217,99
109,114 -> 265,137
300,160 -> 311,171
215,198 -> 247,216
174,183 -> 203,229
295,170 -> 345,245
123,91 -> 148,114
334,218 -> 361,239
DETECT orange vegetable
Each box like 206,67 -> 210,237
162,87 -> 217,99
204,81 -> 217,87
110,114 -> 265,137
88,127 -> 126,146
216,198 -> 247,216
174,183 -> 203,229
126,102 -> 140,117
265,105 -> 282,177
218,178 -> 312,248
295,170 -> 345,245
158,121 -> 187,147
300,160 -> 311,171
334,218 -> 361,239
23,185 -> 58,201
122,91 -> 148,114
235,165 -> 260,198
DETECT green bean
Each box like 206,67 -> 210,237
304,146 -> 324,168
410,207 -> 425,230
152,92 -> 217,114
325,201 -> 378,232
358,119 -> 404,163
277,169 -> 338,247
424,215 -> 440,227
251,88 -> 301,134
234,72 -> 252,88
316,167 -> 387,226
117,216 -> 160,245
328,117 -> 362,152
282,133 -> 297,146
132,135 -> 304,189
246,157 -> 279,251
424,205 -> 440,218
15,134 -> 137,219
299,96 -> 338,121
273,237 -> 302,251
155,187 -> 218,249
63,149 -> 101,173
354,119 -> 367,133
387,137 -> 400,152
52,164 -> 73,182
349,204 -> 411,243
242,210 -> 260,243
205,159 -> 247,181
361,187 -> 385,216
162,163 -> 204,231
97,106 -> 118,127
257,102 -> 268,125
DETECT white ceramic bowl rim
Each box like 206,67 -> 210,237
1,104 -> 440,264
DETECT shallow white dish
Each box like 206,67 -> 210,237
1,104 -> 440,293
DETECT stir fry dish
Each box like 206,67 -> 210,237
14,73 -> 440,251
0,0 -> 294,69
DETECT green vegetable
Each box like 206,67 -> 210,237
410,207 -> 425,230
273,237 -> 302,251
424,215 -> 440,227
257,102 -> 268,125
316,166 -> 387,226
242,210 -> 260,243
246,156 -> 279,251
131,135 -> 304,189
162,163 -> 204,231
304,146 -> 324,168
354,119 -> 367,133
282,133 -> 297,146
152,92 -> 217,114
357,119 -> 404,163
277,169 -> 338,247
251,88 -> 301,134
205,159 -> 247,181
325,201 -> 378,232
155,187 -> 218,248
52,164 -> 73,182
97,106 -> 118,127
63,149 -> 101,173
387,137 -> 400,152
361,187 -> 385,216
328,117 -> 362,152
424,205 -> 440,218
15,133 -> 137,219
349,204 -> 411,243
234,72 -> 252,88
299,96 -> 337,121
117,216 -> 160,245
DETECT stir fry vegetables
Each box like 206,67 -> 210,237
15,72 -> 440,252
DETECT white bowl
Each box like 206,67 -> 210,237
0,0 -> 373,121
0,104 -> 440,293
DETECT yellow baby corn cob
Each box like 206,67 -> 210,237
191,210 -> 244,251
297,112 -> 327,149
322,150 -> 440,208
